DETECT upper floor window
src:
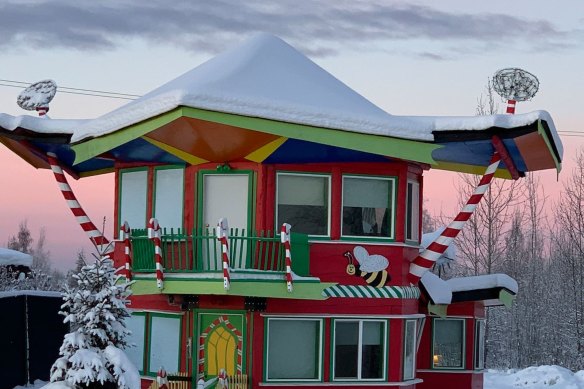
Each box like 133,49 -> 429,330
342,176 -> 395,238
153,167 -> 184,230
276,173 -> 330,236
119,169 -> 148,229
432,318 -> 465,369
406,180 -> 420,242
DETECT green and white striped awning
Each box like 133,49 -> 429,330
323,285 -> 420,299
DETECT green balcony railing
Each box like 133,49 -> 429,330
129,227 -> 310,276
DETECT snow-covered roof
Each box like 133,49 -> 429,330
420,272 -> 518,305
0,247 -> 33,267
0,33 -> 562,158
0,290 -> 62,299
446,273 -> 518,294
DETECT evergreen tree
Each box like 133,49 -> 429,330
50,256 -> 139,388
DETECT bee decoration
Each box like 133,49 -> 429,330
344,246 -> 391,288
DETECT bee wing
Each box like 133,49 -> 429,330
353,246 -> 389,272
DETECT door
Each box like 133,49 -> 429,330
200,173 -> 251,270
196,312 -> 246,382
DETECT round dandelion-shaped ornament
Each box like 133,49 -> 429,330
493,68 -> 539,102
17,79 -> 57,116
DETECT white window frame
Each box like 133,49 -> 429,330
406,180 -> 420,242
332,319 -> 388,382
265,317 -> 324,382
341,175 -> 396,240
153,166 -> 185,230
474,319 -> 486,370
275,172 -> 331,237
119,169 -> 148,229
432,318 -> 466,370
403,319 -> 417,380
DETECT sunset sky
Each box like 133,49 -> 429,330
0,0 -> 582,270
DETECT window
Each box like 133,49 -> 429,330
342,176 -> 395,238
120,169 -> 148,228
153,167 -> 184,229
406,181 -> 420,241
474,320 -> 486,369
333,320 -> 386,380
432,318 -> 465,369
276,173 -> 330,236
127,312 -> 182,376
125,313 -> 146,374
403,320 -> 417,380
266,318 -> 322,381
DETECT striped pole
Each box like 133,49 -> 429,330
407,152 -> 501,285
120,221 -> 132,281
280,223 -> 293,292
148,218 -> 164,289
216,218 -> 231,290
46,152 -> 111,254
506,99 -> 516,114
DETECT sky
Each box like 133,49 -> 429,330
0,0 -> 583,270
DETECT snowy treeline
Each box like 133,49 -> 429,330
430,149 -> 584,371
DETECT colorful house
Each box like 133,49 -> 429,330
0,34 -> 562,389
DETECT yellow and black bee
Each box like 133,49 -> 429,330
344,246 -> 390,288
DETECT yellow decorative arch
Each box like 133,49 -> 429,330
206,324 -> 238,375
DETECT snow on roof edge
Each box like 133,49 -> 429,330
447,273 -> 518,294
0,290 -> 62,299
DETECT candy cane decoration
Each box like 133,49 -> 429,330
148,218 -> 164,289
408,151 -> 501,285
120,221 -> 132,281
216,218 -> 231,290
280,223 -> 293,292
157,367 -> 169,389
506,99 -> 516,114
46,152 -> 111,254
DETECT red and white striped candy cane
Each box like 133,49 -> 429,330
280,223 -> 293,292
148,218 -> 164,289
120,221 -> 132,281
216,218 -> 231,290
46,152 -> 111,254
407,152 -> 501,285
506,99 -> 516,114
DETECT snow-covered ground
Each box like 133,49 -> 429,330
485,366 -> 584,389
14,366 -> 584,389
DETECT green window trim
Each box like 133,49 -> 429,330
264,317 -> 324,383
474,319 -> 486,370
127,311 -> 184,377
152,165 -> 186,230
340,174 -> 397,241
118,167 -> 149,230
402,319 -> 417,381
331,318 -> 388,382
431,318 -> 466,370
196,169 -> 255,232
275,172 -> 332,238
405,180 -> 420,244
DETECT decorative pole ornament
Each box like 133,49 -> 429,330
216,218 -> 231,290
408,150 -> 501,285
148,218 -> 164,289
156,367 -> 169,389
121,221 -> 132,281
17,79 -> 57,117
46,152 -> 112,254
280,223 -> 293,292
492,68 -> 539,114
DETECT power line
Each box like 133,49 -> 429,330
0,78 -> 140,100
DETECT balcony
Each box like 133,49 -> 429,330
129,227 -> 310,277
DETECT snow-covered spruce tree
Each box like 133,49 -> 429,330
50,256 -> 139,388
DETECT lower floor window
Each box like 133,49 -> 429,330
266,318 -> 322,381
433,318 -> 465,369
475,320 -> 486,369
333,320 -> 386,380
127,311 -> 182,375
